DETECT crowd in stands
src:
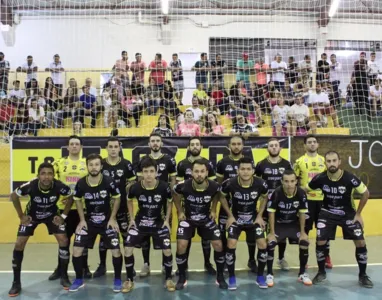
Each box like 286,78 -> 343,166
0,50 -> 381,139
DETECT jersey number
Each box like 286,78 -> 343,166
19,226 -> 26,232
63,166 -> 67,172
178,228 -> 184,234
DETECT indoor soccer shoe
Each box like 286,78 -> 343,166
325,256 -> 333,269
205,263 -> 217,275
277,258 -> 290,271
121,280 -> 134,293
83,266 -> 92,279
8,281 -> 21,297
60,277 -> 71,290
165,279 -> 176,292
247,260 -> 258,273
256,276 -> 268,289
69,279 -> 85,292
266,274 -> 274,287
93,264 -> 106,278
228,276 -> 237,290
113,279 -> 122,292
216,274 -> 228,289
312,272 -> 327,285
48,268 -> 60,281
298,273 -> 312,286
140,263 -> 151,277
175,276 -> 187,290
359,274 -> 373,288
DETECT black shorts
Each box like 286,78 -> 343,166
305,200 -> 323,231
316,210 -> 364,241
124,226 -> 171,250
274,222 -> 301,244
218,215 -> 228,232
73,224 -> 120,250
60,209 -> 80,239
227,223 -> 265,242
17,216 -> 66,237
177,219 -> 221,241
116,212 -> 130,237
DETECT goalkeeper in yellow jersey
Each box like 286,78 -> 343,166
48,135 -> 92,280
294,135 -> 332,269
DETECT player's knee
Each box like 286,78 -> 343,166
257,238 -> 267,250
177,240 -> 188,254
111,249 -> 122,257
211,240 -> 222,252
316,240 -> 326,246
354,239 -> 366,248
227,239 -> 237,249
299,239 -> 309,249
14,238 -> 27,251
163,249 -> 172,257
267,240 -> 277,251
73,246 -> 84,257
124,247 -> 134,256
56,235 -> 69,247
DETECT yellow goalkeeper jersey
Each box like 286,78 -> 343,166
294,153 -> 326,201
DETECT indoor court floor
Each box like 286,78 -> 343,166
0,237 -> 381,300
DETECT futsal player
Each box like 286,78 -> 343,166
266,170 -> 312,287
135,133 -> 176,276
8,163 -> 73,297
173,159 -> 231,290
306,151 -> 373,288
176,137 -> 217,275
93,137 -> 136,277
122,157 -> 175,293
255,138 -> 292,271
222,157 -> 269,290
69,154 -> 123,292
294,135 -> 332,268
49,135 -> 91,280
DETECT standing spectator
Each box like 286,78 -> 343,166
0,52 -> 10,94
249,82 -> 269,114
18,55 -> 38,89
120,88 -> 142,128
163,80 -> 179,118
45,54 -> 64,96
368,79 -> 382,116
149,53 -> 168,98
236,52 -> 254,90
169,53 -> 184,105
113,50 -> 130,92
187,97 -> 203,122
352,52 -> 369,115
298,54 -> 313,84
28,98 -> 45,136
368,52 -> 380,84
0,97 -> 14,134
329,54 -> 342,107
270,53 -> 287,92
152,114 -> 173,137
254,58 -> 269,90
130,53 -> 146,85
176,110 -> 201,136
286,56 -> 298,84
193,83 -> 208,106
317,53 -> 330,83
229,114 -> 259,138
9,80 -> 26,106
145,78 -> 160,115
272,95 -> 290,136
204,113 -> 224,136
288,93 -> 315,135
192,53 -> 210,91
79,78 -> 97,98
210,53 -> 227,90
75,86 -> 98,128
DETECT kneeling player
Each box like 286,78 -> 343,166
69,154 -> 123,293
222,157 -> 269,290
9,163 -> 73,297
266,170 -> 312,287
122,158 -> 175,293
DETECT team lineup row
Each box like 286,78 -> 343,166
7,134 -> 373,297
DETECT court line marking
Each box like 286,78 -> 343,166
0,263 -> 381,274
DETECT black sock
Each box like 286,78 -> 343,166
125,255 -> 135,281
185,240 -> 192,269
142,239 -> 151,266
56,249 -> 61,273
316,244 -> 326,273
221,228 -> 227,254
201,239 -> 211,265
214,251 -> 225,275
176,253 -> 188,277
72,256 -> 83,279
163,254 -> 173,280
225,248 -> 236,277
247,242 -> 256,262
257,248 -> 267,276
267,247 -> 274,275
299,248 -> 309,275
278,242 -> 287,260
99,238 -> 107,266
82,248 -> 89,269
112,255 -> 122,280
12,250 -> 24,283
324,240 -> 330,257
356,246 -> 367,276
58,246 -> 70,277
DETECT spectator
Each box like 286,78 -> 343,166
210,53 -> 227,90
25,79 -> 40,98
0,97 -> 14,133
72,119 -> 84,136
169,53 -> 184,105
192,53 -> 210,91
145,78 -> 160,115
79,78 -> 98,98
286,56 -> 298,84
28,98 -> 45,136
103,88 -> 119,128
249,82 -> 270,114
283,79 -> 295,105
56,87 -> 78,128
352,52 -> 369,115
152,114 -> 173,137
110,77 -> 125,100
18,55 -> 38,89
45,54 -> 64,96
43,77 -> 55,99
204,113 -> 224,136
287,93 -> 315,135
230,114 -> 259,138
298,54 -> 313,84
0,52 -> 10,94
210,82 -> 228,113
149,53 -> 168,98
176,110 -> 201,137
369,79 -> 382,116
293,76 -> 310,103
163,80 -> 179,119
130,79 -> 145,101
113,50 -> 130,91
9,104 -> 29,137
120,88 -> 142,128
9,80 -> 26,106
329,54 -> 342,106
236,52 -> 254,90
68,78 -> 78,94
27,94 -> 46,109
130,53 -> 146,85
187,97 -> 203,122
272,94 -> 290,136
75,85 -> 98,128
228,81 -> 249,119
193,83 -> 208,106
317,53 -> 330,84
270,53 -> 287,92
45,86 -> 62,128
203,97 -> 221,119
254,57 -> 269,90
368,52 -> 380,83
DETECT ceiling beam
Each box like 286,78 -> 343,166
317,0 -> 331,27
0,0 -> 13,26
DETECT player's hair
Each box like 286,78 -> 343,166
37,162 -> 54,174
68,135 -> 82,145
267,137 -> 279,144
229,135 -> 244,144
192,158 -> 209,170
86,153 -> 102,165
238,157 -> 253,168
189,136 -> 202,146
325,150 -> 341,160
149,132 -> 162,140
140,157 -> 157,170
303,134 -> 317,144
107,137 -> 119,146
282,169 -> 297,179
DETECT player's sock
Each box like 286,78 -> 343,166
12,250 -> 24,283
324,240 -> 330,257
356,246 -> 368,276
278,242 -> 287,260
112,255 -> 122,280
125,255 -> 135,281
247,241 -> 256,262
257,248 -> 267,276
72,256 -> 83,279
99,238 -> 107,266
316,244 -> 326,273
225,248 -> 236,277
163,254 -> 173,280
59,246 -> 70,276
202,239 -> 211,265
142,241 -> 151,266
299,248 -> 309,275
176,253 -> 188,276
266,247 -> 274,275
185,240 -> 192,269
82,248 -> 89,267
213,251 -> 225,275
221,229 -> 227,254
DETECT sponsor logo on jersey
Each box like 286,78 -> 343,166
185,168 -> 192,175
148,196 -> 153,203
250,191 -> 258,199
234,192 -> 243,200
49,196 -> 57,202
214,229 -> 221,237
225,165 -> 233,171
34,197 -> 42,203
116,169 -> 124,177
84,193 -> 93,200
293,201 -> 299,208
163,239 -> 170,246
354,229 -> 362,237
103,170 -> 110,176
338,186 -> 346,194
100,190 -> 108,198
180,221 -> 190,227
278,201 -> 285,209
154,195 -> 162,202
256,227 -> 263,235
279,167 -> 285,174
323,185 -> 330,193
204,195 -> 211,203
64,160 -> 70,166
128,229 -> 138,236
139,195 -> 147,202
264,168 -> 272,174
111,238 -> 119,246
91,215 -> 106,223
159,163 -> 166,171
316,222 -> 326,228
72,165 -> 77,170
346,220 -> 353,225
65,176 -> 80,183
351,178 -> 359,186
187,195 -> 196,202
267,201 -> 272,208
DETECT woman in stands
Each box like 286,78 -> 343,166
55,87 -> 79,128
72,119 -> 84,136
176,109 -> 200,137
163,80 -> 179,119
152,114 -> 173,137
45,86 -> 62,128
272,94 -> 290,136
119,88 -> 142,128
204,112 -> 224,136
203,97 -> 221,119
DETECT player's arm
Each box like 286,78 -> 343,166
216,160 -> 224,184
176,163 -> 185,182
293,159 -> 301,185
352,177 -> 369,226
11,183 -> 31,225
173,183 -> 185,219
210,193 -> 220,220
108,181 -> 121,231
267,192 -> 278,240
169,157 -> 177,190
298,192 -> 309,240
164,185 -> 173,228
255,181 -> 269,227
127,184 -> 136,227
73,181 -> 87,231
303,173 -> 321,193
207,161 -> 217,181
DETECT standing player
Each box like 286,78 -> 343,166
8,163 -> 73,296
173,159 -> 231,290
266,170 -> 311,287
49,135 -> 91,281
122,158 -> 175,293
135,133 -> 176,276
306,151 -> 373,288
255,138 -> 292,271
294,135 -> 332,268
222,157 -> 269,290
69,154 -> 123,292
176,137 -> 216,274
93,137 -> 136,277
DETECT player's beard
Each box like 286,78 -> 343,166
328,166 -> 338,173
89,170 -> 101,177
191,148 -> 201,157
307,147 -> 317,154
231,148 -> 242,156
268,150 -> 280,157
151,146 -> 161,153
194,177 -> 206,184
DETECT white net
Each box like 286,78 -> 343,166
0,0 -> 382,138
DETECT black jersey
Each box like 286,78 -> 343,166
128,180 -> 172,228
15,178 -> 72,220
74,175 -> 121,227
176,157 -> 216,181
255,157 -> 292,196
216,156 -> 254,181
267,186 -> 308,224
102,157 -> 136,211
221,177 -> 268,224
136,153 -> 176,183
308,170 -> 367,216
174,179 -> 220,223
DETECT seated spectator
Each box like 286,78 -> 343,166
229,114 -> 259,139
45,86 -> 62,128
282,79 -> 295,105
193,83 -> 208,106
103,88 -> 119,128
25,78 -> 40,98
228,82 -> 249,119
130,79 -> 145,100
9,104 -> 28,137
187,97 -> 203,123
210,82 -> 227,113
272,95 -> 290,136
152,114 -> 173,137
43,77 -> 55,98
163,80 -> 179,119
120,88 -> 142,128
28,98 -> 45,136
204,113 -> 224,136
249,82 -> 270,114
72,119 -> 84,136
79,78 -> 98,98
369,79 -> 382,116
203,97 -> 220,119
110,77 -> 125,100
176,110 -> 201,137
287,93 -> 316,136
293,76 -> 310,102
9,80 -> 26,106
56,87 -> 79,128
27,94 -> 46,109
68,78 -> 78,93
145,78 -> 160,115
74,85 -> 98,128
0,98 -> 14,134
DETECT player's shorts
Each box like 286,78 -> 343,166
227,223 -> 265,242
218,215 -> 228,233
305,200 -> 323,231
17,216 -> 66,237
73,224 -> 120,250
274,222 -> 300,244
124,226 -> 171,250
173,80 -> 185,92
60,209 -> 80,239
116,212 -> 130,237
177,219 -> 221,241
316,210 -> 364,241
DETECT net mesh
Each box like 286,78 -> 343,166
0,0 -> 382,138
